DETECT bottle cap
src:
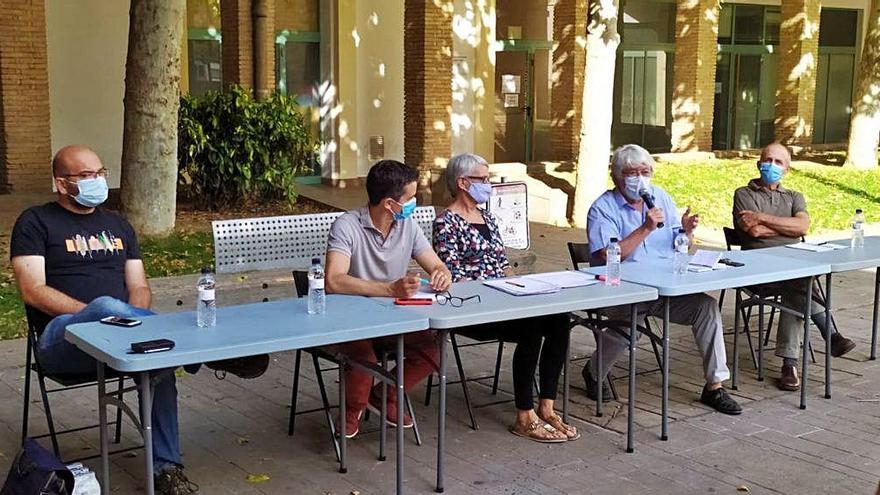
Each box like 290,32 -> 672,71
201,266 -> 212,274
311,257 -> 321,265
856,209 -> 863,214
610,237 -> 618,243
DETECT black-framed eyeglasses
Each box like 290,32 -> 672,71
464,176 -> 491,184
436,291 -> 481,307
63,168 -> 109,181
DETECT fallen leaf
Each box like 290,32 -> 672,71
350,491 -> 361,495
737,485 -> 750,492
245,473 -> 270,483
237,437 -> 250,445
174,369 -> 185,378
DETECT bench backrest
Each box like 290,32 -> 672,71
212,206 -> 437,274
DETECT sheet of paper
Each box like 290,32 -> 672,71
483,277 -> 560,296
689,249 -> 722,268
523,271 -> 599,289
784,242 -> 835,252
410,289 -> 437,300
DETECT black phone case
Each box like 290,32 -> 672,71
130,339 -> 175,354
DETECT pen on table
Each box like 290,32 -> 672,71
505,280 -> 526,288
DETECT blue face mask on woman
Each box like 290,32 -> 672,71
70,176 -> 109,208
759,162 -> 784,185
393,197 -> 417,221
467,182 -> 493,204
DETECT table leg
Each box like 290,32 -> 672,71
732,289 -> 741,391
824,273 -> 833,399
661,297 -> 670,441
97,364 -> 109,495
339,362 -> 347,474
139,372 -> 154,495
627,303 -> 637,453
396,335 -> 405,495
379,354 -> 388,462
871,268 -> 879,361
757,298 -> 765,382
800,277 -> 813,410
563,325 -> 571,423
596,325 -> 604,418
436,329 -> 448,494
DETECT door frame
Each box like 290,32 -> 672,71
496,39 -> 552,162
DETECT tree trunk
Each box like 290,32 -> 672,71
571,0 -> 620,228
120,0 -> 185,235
845,0 -> 880,170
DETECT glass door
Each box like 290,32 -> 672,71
495,50 -> 533,162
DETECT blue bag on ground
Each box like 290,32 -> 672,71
1,438 -> 74,495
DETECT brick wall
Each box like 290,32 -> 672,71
404,0 -> 453,203
221,0 -> 275,97
0,0 -> 52,192
671,0 -> 719,152
550,0 -> 587,161
774,0 -> 820,146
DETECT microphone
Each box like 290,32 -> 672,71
639,189 -> 664,228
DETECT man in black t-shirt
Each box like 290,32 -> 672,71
11,146 -> 197,494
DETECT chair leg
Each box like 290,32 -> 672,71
313,353 -> 340,462
424,373 -> 434,407
643,317 -> 663,369
607,375 -> 619,401
763,295 -> 780,347
742,305 -> 759,369
288,349 -> 303,436
718,288 -> 726,311
491,341 -> 504,395
36,371 -> 60,458
21,336 -> 33,446
113,376 -> 124,444
405,394 -> 422,446
450,334 -> 479,430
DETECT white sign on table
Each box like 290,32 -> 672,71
488,181 -> 529,250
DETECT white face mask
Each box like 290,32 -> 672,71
623,175 -> 650,200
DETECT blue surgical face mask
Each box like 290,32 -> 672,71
393,197 -> 417,221
759,162 -> 784,185
623,175 -> 650,201
467,182 -> 492,204
70,176 -> 109,208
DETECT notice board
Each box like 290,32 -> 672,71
487,181 -> 529,250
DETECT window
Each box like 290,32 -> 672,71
620,51 -> 667,126
276,33 -> 320,106
717,4 -> 781,46
187,29 -> 222,96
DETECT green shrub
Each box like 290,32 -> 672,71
178,86 -> 314,209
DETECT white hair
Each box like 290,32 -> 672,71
611,144 -> 654,180
445,153 -> 489,196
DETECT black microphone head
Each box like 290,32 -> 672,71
638,188 -> 649,197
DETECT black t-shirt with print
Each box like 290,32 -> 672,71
10,202 -> 142,331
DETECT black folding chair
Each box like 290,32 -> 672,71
287,271 -> 421,456
21,306 -> 136,462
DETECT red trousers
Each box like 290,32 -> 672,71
326,330 -> 440,412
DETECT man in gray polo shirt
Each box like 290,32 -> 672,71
733,142 -> 856,392
325,160 -> 452,438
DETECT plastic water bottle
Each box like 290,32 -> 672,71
307,257 -> 326,314
852,209 -> 866,249
196,267 -> 216,327
605,237 -> 621,286
673,228 -> 689,275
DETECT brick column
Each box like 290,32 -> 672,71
671,0 -> 719,152
774,0 -> 820,146
0,0 -> 52,192
220,0 -> 254,89
550,0 -> 587,161
404,0 -> 453,204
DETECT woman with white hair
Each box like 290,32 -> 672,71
432,153 -> 578,443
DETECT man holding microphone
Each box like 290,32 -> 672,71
583,144 -> 741,415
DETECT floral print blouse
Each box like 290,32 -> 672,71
433,208 -> 510,282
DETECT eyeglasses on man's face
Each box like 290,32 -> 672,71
63,168 -> 109,182
436,291 -> 481,307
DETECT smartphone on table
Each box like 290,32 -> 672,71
100,316 -> 142,327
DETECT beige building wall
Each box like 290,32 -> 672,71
452,0 -> 496,160
46,0 -> 130,188
334,0 -> 405,180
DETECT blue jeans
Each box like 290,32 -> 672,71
38,296 -> 182,472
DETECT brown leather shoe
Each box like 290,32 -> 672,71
778,364 -> 800,391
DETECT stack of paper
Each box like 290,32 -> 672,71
483,277 -> 561,296
522,270 -> 599,288
687,250 -> 727,272
785,241 -> 848,252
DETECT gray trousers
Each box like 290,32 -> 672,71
590,293 -> 730,384
752,279 -> 834,360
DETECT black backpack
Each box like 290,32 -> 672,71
1,439 -> 74,495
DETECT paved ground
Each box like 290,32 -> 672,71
1,186 -> 879,493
